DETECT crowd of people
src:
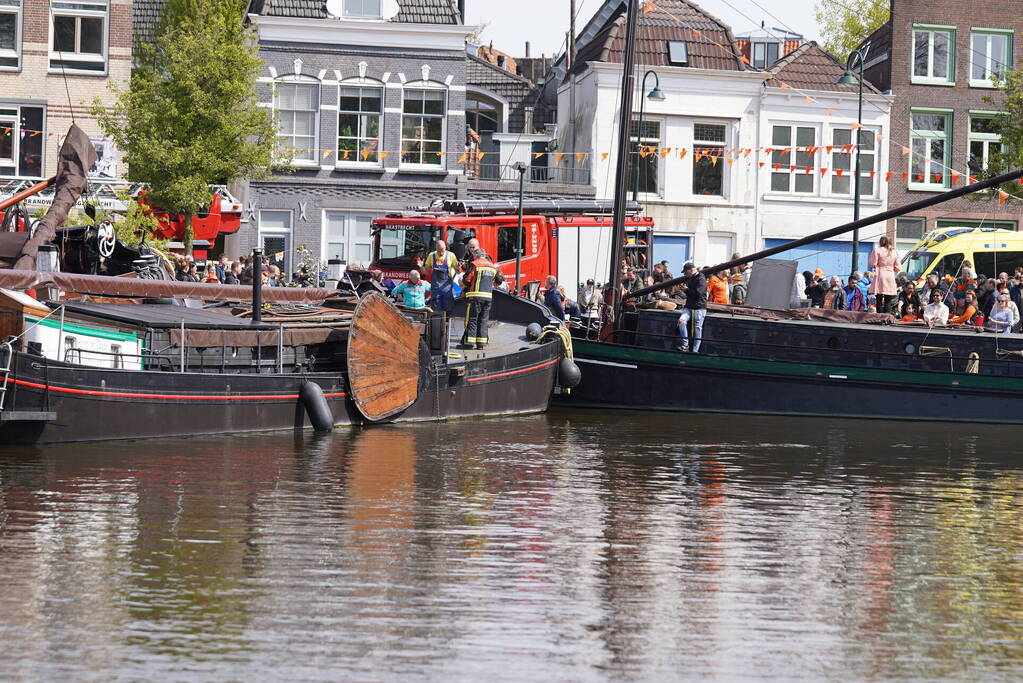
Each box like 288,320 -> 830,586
173,254 -> 298,288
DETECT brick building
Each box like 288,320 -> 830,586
240,0 -> 592,275
0,0 -> 132,186
861,0 -> 1021,253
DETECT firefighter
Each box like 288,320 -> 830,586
424,239 -> 459,312
459,247 -> 498,350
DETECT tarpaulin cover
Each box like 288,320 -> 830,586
12,125 -> 97,270
168,327 -> 347,348
707,302 -> 895,325
0,269 -> 343,304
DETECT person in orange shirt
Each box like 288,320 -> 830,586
949,291 -> 978,324
707,269 -> 729,304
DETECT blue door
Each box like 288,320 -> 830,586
653,234 -> 691,271
764,239 -> 867,278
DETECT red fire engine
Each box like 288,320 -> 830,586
369,199 -> 654,294
138,188 -> 243,258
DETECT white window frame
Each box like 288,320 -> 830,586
0,0 -> 22,71
342,0 -> 382,19
321,210 -> 377,267
336,80 -> 383,168
692,120 -> 729,199
258,209 -> 294,277
0,103 -> 45,179
400,83 -> 447,170
273,77 -> 320,166
48,0 -> 108,75
911,25 -> 955,86
968,111 -> 1004,172
908,108 -> 952,191
630,116 -> 662,198
969,28 -> 1012,88
751,41 -> 780,69
767,123 -> 819,195
828,126 -> 880,200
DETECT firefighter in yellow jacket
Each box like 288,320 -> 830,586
459,248 -> 498,349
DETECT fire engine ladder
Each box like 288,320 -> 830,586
0,339 -> 56,423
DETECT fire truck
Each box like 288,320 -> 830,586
369,199 -> 654,294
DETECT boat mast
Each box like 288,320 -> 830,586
607,0 -> 640,311
625,168 -> 1023,301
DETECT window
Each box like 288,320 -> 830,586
896,217 -> 927,256
342,0 -> 381,18
667,41 -> 688,66
769,124 -> 816,194
50,0 -> 107,73
912,26 -> 954,84
0,104 -> 44,177
0,0 -> 21,69
337,85 -> 381,163
466,95 -> 501,135
896,217 -> 926,241
325,212 -> 346,261
259,210 -> 292,276
751,42 -> 780,69
974,252 -> 1023,278
401,88 -> 445,166
909,110 -> 951,189
497,225 -> 518,263
274,81 -> 319,163
630,119 -> 660,195
968,113 -> 1004,172
970,30 -> 1011,87
831,128 -> 876,197
110,343 -> 122,369
322,212 -> 377,266
693,123 -> 726,196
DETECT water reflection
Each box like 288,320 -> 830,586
2,412 -> 1023,679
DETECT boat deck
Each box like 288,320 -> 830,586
445,318 -> 534,362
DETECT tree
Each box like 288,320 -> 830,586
815,0 -> 890,61
93,0 -> 279,255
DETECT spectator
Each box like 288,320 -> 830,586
950,291 -> 978,324
953,261 -> 977,314
391,270 -> 431,309
215,255 -> 230,282
822,276 -> 846,310
558,285 -> 581,317
920,273 -> 942,305
493,271 -> 509,293
707,269 -> 729,304
897,281 -> 921,318
978,278 -> 998,318
268,265 -> 282,287
845,272 -> 867,311
986,293 -> 1017,333
578,279 -> 602,319
900,304 -> 918,322
923,288 -> 949,326
224,262 -> 241,285
543,275 -> 566,319
676,263 -> 707,353
804,269 -> 827,308
868,236 -> 900,314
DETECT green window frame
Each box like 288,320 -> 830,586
909,109 -> 951,191
911,25 -> 955,85
969,29 -> 1012,87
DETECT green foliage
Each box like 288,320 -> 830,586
815,0 -> 890,60
92,0 -> 280,255
113,191 -> 166,247
971,76 -> 1022,201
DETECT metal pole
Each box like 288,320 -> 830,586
514,162 -> 526,294
251,248 -> 263,324
179,319 -> 186,373
608,0 -> 640,313
568,0 -> 576,181
278,325 -> 284,374
851,51 -> 864,277
632,71 -> 658,202
57,307 -> 64,361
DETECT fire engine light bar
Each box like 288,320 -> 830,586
440,199 -> 643,216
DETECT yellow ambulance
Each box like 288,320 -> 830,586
900,227 -> 1023,283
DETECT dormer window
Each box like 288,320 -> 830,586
667,41 -> 688,66
343,0 -> 381,18
751,41 -> 779,69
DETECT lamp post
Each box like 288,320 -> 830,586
837,44 -> 870,278
631,70 -> 667,202
513,161 -> 527,295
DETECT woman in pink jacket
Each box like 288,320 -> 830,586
868,236 -> 901,314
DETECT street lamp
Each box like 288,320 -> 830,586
513,161 -> 527,295
632,70 -> 667,202
838,43 -> 870,278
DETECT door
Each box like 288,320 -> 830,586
652,234 -> 691,272
323,211 -> 376,269
258,210 -> 293,278
705,233 -> 734,270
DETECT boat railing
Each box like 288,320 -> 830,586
0,338 -> 13,410
63,347 -> 174,370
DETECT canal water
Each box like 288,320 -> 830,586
2,410 -> 1023,680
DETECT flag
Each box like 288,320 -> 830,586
602,152 -> 609,161
999,190 -> 1010,205
458,153 -> 467,163
534,152 -> 544,159
322,149 -> 332,159
885,172 -> 892,182
819,167 -> 828,176
555,153 -> 565,163
850,122 -> 861,130
679,148 -> 687,159
381,151 -> 389,160
576,152 -> 584,162
642,1 -> 655,12
951,170 -> 961,184
901,146 -> 910,156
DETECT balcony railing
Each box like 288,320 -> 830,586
462,162 -> 591,186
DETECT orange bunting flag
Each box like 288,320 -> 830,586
743,148 -> 752,158
825,145 -> 834,153
999,190 -> 1010,205
782,147 -> 791,155
660,147 -> 670,158
602,152 -> 609,161
915,174 -> 925,182
885,172 -> 893,182
805,96 -> 816,103
850,122 -> 861,130
901,146 -> 910,156
642,1 -> 655,12
691,28 -> 700,37
934,174 -> 942,183
827,109 -> 837,116
836,169 -> 844,178
555,153 -> 565,163
901,173 -> 909,181
869,171 -> 876,179
773,163 -> 781,170
765,147 -> 774,154
670,14 -> 680,23
876,134 -> 885,142
475,152 -> 484,161
437,151 -> 447,157
741,55 -> 750,64
696,152 -> 704,162
951,170 -> 961,184
804,166 -> 812,175
381,151 -> 390,160
342,150 -> 350,160
360,150 -> 370,161
711,156 -> 718,167
322,149 -> 332,159
969,175 -> 977,184
679,148 -> 687,158
779,82 -> 791,89
457,153 -> 467,163
819,167 -> 828,176
534,152 -> 543,159
727,158 -> 734,166
759,161 -> 765,167
576,152 -> 584,162
790,165 -> 797,172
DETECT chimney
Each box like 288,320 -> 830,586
458,0 -> 465,23
525,41 -> 531,58
524,107 -> 534,133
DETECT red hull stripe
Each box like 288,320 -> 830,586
467,357 -> 560,383
10,378 -> 347,401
